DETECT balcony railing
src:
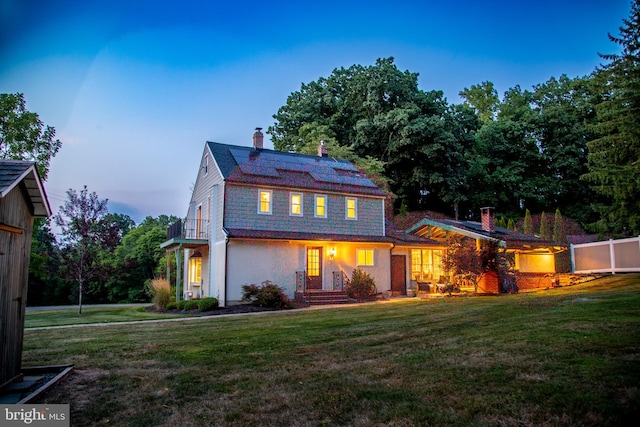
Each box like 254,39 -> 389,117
166,219 -> 210,240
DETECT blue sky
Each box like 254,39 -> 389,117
0,0 -> 631,224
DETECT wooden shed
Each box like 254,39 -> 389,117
0,160 -> 51,388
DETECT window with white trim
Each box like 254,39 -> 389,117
258,189 -> 272,215
315,194 -> 327,218
290,192 -> 303,216
411,249 -> 444,281
357,249 -> 374,266
345,197 -> 357,220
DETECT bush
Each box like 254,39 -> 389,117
198,297 -> 219,312
346,268 -> 376,300
183,300 -> 199,311
147,278 -> 171,310
176,300 -> 186,310
241,280 -> 292,309
166,302 -> 178,310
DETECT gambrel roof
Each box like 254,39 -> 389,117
0,160 -> 51,217
207,142 -> 386,197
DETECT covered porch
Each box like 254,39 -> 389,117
160,218 -> 210,302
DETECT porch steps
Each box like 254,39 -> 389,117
295,290 -> 351,306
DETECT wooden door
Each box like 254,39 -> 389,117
306,247 -> 323,290
391,255 -> 407,295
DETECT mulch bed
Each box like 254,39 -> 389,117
146,304 -> 286,316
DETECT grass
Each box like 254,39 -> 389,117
23,275 -> 640,426
24,306 -> 194,328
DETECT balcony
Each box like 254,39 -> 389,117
162,219 -> 210,250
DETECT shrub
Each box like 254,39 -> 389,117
198,297 -> 219,312
346,268 -> 376,300
241,280 -> 292,309
166,302 -> 178,310
147,278 -> 171,310
176,300 -> 186,310
183,300 -> 199,311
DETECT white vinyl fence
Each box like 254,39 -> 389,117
571,236 -> 640,274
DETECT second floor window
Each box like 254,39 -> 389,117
345,197 -> 357,220
258,190 -> 272,215
315,194 -> 327,218
290,192 -> 303,216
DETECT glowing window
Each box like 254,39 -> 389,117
315,194 -> 327,218
307,248 -> 320,276
411,249 -> 444,281
189,257 -> 202,283
346,197 -> 357,220
258,190 -> 272,214
357,249 -> 374,266
290,192 -> 303,216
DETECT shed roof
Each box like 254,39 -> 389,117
0,160 -> 51,217
207,142 -> 386,197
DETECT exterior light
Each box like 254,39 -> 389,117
328,247 -> 337,260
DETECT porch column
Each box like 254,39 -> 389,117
175,245 -> 182,302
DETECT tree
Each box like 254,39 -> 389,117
553,208 -> 567,243
459,81 -> 500,123
523,209 -> 534,235
539,211 -> 553,240
55,186 -> 109,313
531,75 -> 601,227
0,93 -> 61,180
28,218 -> 66,305
269,57 -> 476,215
110,215 -> 178,302
584,0 -> 640,235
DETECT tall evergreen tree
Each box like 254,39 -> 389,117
540,211 -> 553,240
584,0 -> 640,235
523,209 -> 534,235
553,208 -> 567,242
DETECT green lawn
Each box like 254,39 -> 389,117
25,306 -> 194,328
23,275 -> 640,426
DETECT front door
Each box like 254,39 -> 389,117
391,255 -> 406,295
307,247 -> 323,290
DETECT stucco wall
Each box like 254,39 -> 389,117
226,240 -> 392,303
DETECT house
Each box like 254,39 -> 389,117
162,130 -> 570,306
0,160 -> 51,387
161,129 -> 442,306
404,207 -> 571,291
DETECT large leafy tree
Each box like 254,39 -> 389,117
466,86 -> 545,216
584,0 -> 640,235
459,81 -> 500,123
532,75 -> 601,226
0,93 -> 61,180
269,57 -> 476,214
109,215 -> 178,302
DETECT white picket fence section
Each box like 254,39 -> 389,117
571,236 -> 640,274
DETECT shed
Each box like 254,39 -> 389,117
0,160 -> 51,388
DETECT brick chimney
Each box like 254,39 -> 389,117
481,207 -> 495,233
253,127 -> 264,149
318,140 -> 328,157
